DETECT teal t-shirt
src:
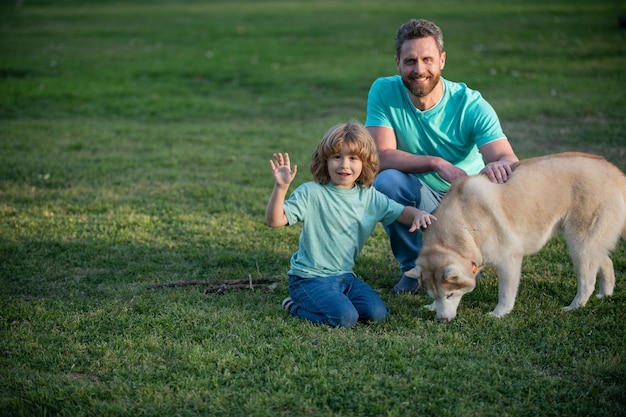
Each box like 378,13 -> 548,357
284,182 -> 404,278
365,76 -> 506,192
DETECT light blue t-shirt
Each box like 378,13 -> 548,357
284,181 -> 405,278
365,76 -> 506,192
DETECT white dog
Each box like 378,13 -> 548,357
405,152 -> 626,321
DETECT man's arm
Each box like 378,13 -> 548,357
478,138 -> 519,184
367,125 -> 467,183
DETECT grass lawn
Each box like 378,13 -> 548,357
1,0 -> 625,416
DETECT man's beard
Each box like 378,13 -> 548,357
402,73 -> 440,98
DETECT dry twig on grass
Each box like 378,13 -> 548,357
147,275 -> 282,294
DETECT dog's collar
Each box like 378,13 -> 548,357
472,262 -> 478,275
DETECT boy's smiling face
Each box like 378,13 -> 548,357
327,146 -> 363,189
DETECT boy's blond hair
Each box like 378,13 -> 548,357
310,121 -> 379,187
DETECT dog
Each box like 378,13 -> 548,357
404,152 -> 626,321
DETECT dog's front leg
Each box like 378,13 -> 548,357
490,257 -> 523,318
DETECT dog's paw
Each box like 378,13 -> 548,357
423,303 -> 436,311
490,304 -> 513,318
563,300 -> 586,312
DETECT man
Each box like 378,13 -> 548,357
366,19 -> 519,294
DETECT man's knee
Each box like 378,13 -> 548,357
374,169 -> 408,199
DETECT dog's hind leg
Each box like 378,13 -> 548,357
564,247 -> 601,311
596,255 -> 615,299
564,210 -> 620,310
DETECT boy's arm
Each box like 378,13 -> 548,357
265,153 -> 297,228
265,184 -> 290,227
396,206 -> 437,232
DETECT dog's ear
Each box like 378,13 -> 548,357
443,265 -> 462,282
404,266 -> 421,279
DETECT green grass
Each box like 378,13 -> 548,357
1,1 -> 625,416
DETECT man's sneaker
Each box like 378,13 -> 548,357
282,297 -> 295,311
392,274 -> 421,295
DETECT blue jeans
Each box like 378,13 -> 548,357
287,273 -> 389,328
374,169 -> 444,273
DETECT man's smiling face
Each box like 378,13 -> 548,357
396,36 -> 446,102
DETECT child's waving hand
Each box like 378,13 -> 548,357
270,153 -> 298,186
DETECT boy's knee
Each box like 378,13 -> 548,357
367,305 -> 390,323
327,307 -> 359,328
327,303 -> 389,327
